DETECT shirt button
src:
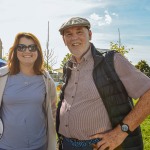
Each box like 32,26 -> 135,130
72,96 -> 74,98
65,125 -> 68,127
75,82 -> 78,84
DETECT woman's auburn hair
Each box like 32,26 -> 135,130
8,32 -> 45,75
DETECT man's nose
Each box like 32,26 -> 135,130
71,34 -> 78,40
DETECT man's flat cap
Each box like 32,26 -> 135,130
59,17 -> 91,35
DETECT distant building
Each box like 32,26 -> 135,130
0,39 -> 2,59
53,68 -> 63,74
50,68 -> 63,82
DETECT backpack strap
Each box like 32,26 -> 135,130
102,50 -> 116,69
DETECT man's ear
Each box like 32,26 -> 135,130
62,36 -> 66,46
89,30 -> 92,40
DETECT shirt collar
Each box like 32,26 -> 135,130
70,44 -> 92,64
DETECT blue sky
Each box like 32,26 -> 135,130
0,0 -> 150,68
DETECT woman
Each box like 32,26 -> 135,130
0,32 -> 57,150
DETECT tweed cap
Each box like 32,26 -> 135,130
59,17 -> 91,35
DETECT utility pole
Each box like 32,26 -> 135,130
44,21 -> 57,71
0,39 -> 2,59
118,28 -> 121,49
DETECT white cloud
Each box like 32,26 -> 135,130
89,10 -> 112,27
89,13 -> 103,21
104,10 -> 112,24
112,13 -> 118,17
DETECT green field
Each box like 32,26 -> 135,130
141,115 -> 150,149
133,99 -> 150,149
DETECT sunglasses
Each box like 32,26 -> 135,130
16,44 -> 38,52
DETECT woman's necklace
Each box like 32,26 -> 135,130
23,80 -> 30,86
20,72 -> 33,86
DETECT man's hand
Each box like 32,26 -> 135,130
90,126 -> 128,150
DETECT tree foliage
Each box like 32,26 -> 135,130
135,60 -> 150,77
2,55 -> 8,61
60,53 -> 72,68
110,41 -> 133,56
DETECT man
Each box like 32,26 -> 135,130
56,17 -> 150,150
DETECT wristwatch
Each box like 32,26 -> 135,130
119,121 -> 132,135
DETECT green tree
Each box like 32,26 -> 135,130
60,53 -> 72,68
2,56 -> 8,61
2,52 -> 8,61
110,41 -> 133,56
135,60 -> 150,77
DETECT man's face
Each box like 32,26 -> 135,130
63,26 -> 92,61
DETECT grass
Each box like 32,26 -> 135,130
133,99 -> 150,149
141,115 -> 150,149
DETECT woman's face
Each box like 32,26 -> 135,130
16,37 -> 38,67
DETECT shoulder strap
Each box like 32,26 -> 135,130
102,50 -> 131,101
103,50 -> 116,69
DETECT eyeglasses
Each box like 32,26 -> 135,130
16,44 -> 38,52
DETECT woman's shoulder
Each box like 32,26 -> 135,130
0,66 -> 9,77
43,70 -> 54,82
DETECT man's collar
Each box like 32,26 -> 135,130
70,43 -> 92,63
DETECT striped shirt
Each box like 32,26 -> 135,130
59,48 -> 150,140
